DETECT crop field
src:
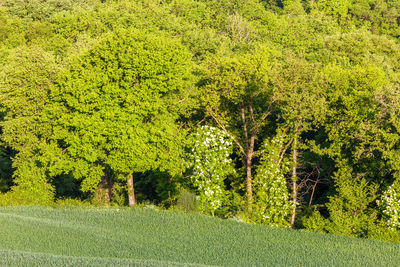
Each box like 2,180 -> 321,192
0,206 -> 399,266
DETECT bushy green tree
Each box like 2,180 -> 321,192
348,0 -> 400,38
324,163 -> 378,238
314,0 -> 350,24
272,55 -> 326,228
53,28 -> 194,206
2,0 -> 87,21
200,46 -> 279,207
0,46 -> 61,204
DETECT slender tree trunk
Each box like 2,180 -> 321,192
247,134 -> 256,205
105,174 -> 112,202
97,173 -> 111,205
245,153 -> 253,205
241,104 -> 255,207
127,173 -> 136,207
290,134 -> 298,229
209,100 -> 272,210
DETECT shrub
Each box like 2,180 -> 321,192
176,190 -> 199,213
253,133 -> 292,227
324,164 -> 378,238
0,183 -> 54,206
55,198 -> 90,207
303,209 -> 327,233
186,125 -> 235,215
377,180 -> 400,230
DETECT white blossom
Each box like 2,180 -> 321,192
254,133 -> 292,227
377,181 -> 400,229
187,125 -> 234,214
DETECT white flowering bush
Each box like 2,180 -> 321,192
377,181 -> 400,229
253,134 -> 292,227
187,125 -> 234,215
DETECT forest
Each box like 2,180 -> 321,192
1,0 -> 400,243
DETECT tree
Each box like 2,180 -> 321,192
2,0 -> 86,21
272,55 -> 326,228
324,163 -> 378,238
313,38 -> 400,235
314,0 -> 350,25
200,46 -> 279,207
378,179 -> 400,229
253,131 -> 292,227
53,28 -> 194,206
0,45 -> 61,204
187,125 -> 235,216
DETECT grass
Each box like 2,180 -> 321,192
0,206 -> 399,266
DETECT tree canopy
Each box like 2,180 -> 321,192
1,0 -> 400,243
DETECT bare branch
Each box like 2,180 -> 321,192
254,107 -> 272,135
277,139 -> 292,168
183,118 -> 206,134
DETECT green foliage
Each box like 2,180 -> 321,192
0,46 -> 62,204
0,162 -> 54,206
1,0 -> 400,244
324,164 -> 378,238
0,46 -> 60,151
55,198 -> 91,207
53,28 -> 193,191
303,209 -> 327,233
200,46 -> 279,206
201,46 -> 277,109
176,189 -> 199,213
282,0 -> 305,16
315,0 -> 351,24
3,0 -> 87,21
0,9 -> 25,51
187,125 -> 234,214
348,0 -> 400,38
274,56 -> 326,130
253,133 -> 291,227
368,221 -> 400,243
377,179 -> 400,229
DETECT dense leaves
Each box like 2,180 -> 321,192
187,125 -> 235,215
1,0 -> 400,243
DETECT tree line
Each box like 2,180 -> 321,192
1,0 -> 400,242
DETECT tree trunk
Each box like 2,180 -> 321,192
290,134 -> 298,229
127,173 -> 136,207
97,174 -> 111,205
241,104 -> 255,208
246,154 -> 253,206
104,175 -> 112,202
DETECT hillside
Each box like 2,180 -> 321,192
1,0 -> 400,242
0,206 -> 399,266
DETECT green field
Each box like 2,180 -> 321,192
0,206 -> 399,266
